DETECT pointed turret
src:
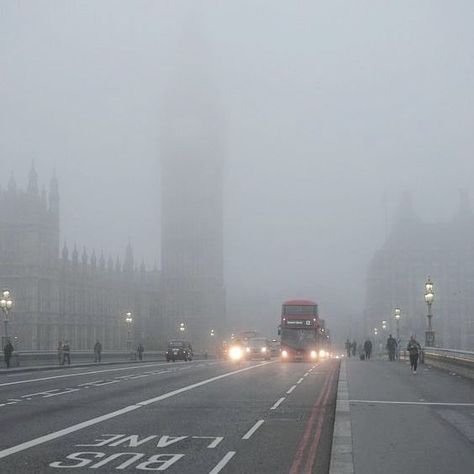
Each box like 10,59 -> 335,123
91,250 -> 97,269
41,186 -> 47,208
123,241 -> 134,273
99,250 -> 106,270
72,244 -> 79,265
62,242 -> 69,260
27,162 -> 39,195
81,247 -> 88,265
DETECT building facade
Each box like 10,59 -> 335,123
0,167 -> 162,351
365,192 -> 474,350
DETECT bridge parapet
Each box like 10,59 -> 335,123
422,347 -> 474,379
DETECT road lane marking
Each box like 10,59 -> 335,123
0,361 -> 274,460
209,451 -> 236,474
287,385 -> 297,394
349,400 -> 474,406
242,420 -> 264,440
297,378 -> 304,384
0,361 -> 201,387
304,373 -> 309,377
271,397 -> 286,410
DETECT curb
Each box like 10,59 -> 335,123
329,360 -> 355,474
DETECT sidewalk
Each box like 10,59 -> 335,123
338,358 -> 474,474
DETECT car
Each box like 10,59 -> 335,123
166,340 -> 193,362
245,337 -> 272,361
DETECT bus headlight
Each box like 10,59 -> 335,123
281,350 -> 288,358
319,349 -> 326,358
310,350 -> 317,359
261,347 -> 267,353
229,346 -> 243,360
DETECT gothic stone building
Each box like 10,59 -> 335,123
365,192 -> 474,350
0,168 -> 162,351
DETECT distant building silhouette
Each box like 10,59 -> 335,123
159,32 -> 226,348
365,191 -> 474,350
0,165 -> 162,350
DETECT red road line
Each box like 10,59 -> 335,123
289,364 -> 336,474
304,367 -> 338,472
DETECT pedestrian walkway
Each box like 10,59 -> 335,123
337,358 -> 474,474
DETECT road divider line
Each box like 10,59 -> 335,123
349,400 -> 474,406
209,451 -> 236,474
242,420 -> 265,440
271,397 -> 286,410
297,378 -> 304,384
0,361 -> 274,460
287,385 -> 297,394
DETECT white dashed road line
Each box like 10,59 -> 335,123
208,451 -> 236,474
286,385 -> 297,394
271,397 -> 286,410
297,377 -> 304,384
242,420 -> 265,440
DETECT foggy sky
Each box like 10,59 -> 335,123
1,1 -> 474,338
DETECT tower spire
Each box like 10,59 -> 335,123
27,161 -> 39,195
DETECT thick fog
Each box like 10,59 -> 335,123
1,1 -> 474,342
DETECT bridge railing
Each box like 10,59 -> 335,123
422,347 -> 474,365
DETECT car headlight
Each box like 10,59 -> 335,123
310,350 -> 317,359
319,349 -> 326,358
246,347 -> 251,353
281,350 -> 288,358
261,347 -> 267,353
229,346 -> 243,360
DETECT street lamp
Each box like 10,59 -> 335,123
125,312 -> 133,352
0,289 -> 14,341
210,329 -> 215,337
394,308 -> 401,340
424,277 -> 435,347
382,320 -> 387,331
179,322 -> 186,334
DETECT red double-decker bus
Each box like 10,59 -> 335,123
279,299 -> 320,361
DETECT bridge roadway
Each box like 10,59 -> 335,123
0,358 -> 339,473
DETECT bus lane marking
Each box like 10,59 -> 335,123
242,420 -> 264,440
209,451 -> 236,474
0,361 -> 274,459
271,397 -> 286,410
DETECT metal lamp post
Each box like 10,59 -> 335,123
179,322 -> 186,335
424,278 -> 435,347
125,312 -> 133,352
0,289 -> 14,344
394,308 -> 401,340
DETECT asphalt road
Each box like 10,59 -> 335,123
0,358 -> 339,473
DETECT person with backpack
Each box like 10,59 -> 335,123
407,335 -> 422,374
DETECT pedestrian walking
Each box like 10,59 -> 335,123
345,338 -> 352,358
363,339 -> 372,360
407,335 -> 421,374
3,339 -> 14,368
137,343 -> 144,361
62,340 -> 71,365
351,340 -> 357,357
94,340 -> 102,363
57,340 -> 63,365
386,334 -> 397,361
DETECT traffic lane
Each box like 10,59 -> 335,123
0,360 -> 251,449
225,360 -> 339,474
0,360 -> 338,473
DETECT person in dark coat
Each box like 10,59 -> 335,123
345,338 -> 352,357
386,334 -> 397,361
62,340 -> 71,365
407,336 -> 422,374
351,340 -> 357,357
3,340 -> 14,368
94,340 -> 102,363
363,339 -> 372,360
137,343 -> 144,361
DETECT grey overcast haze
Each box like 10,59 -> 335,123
1,0 -> 474,340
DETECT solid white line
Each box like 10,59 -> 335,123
208,451 -> 236,474
0,362 -> 183,387
286,385 -> 297,394
0,361 -> 273,460
350,399 -> 474,407
242,419 -> 264,440
271,397 -> 286,410
297,377 -> 304,384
